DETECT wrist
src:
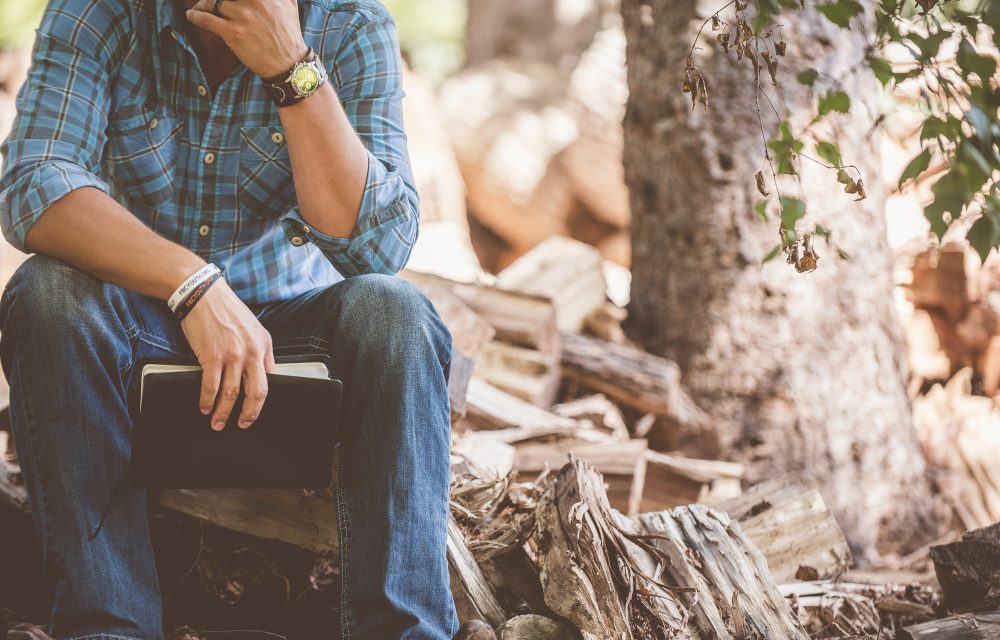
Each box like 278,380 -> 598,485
168,264 -> 222,315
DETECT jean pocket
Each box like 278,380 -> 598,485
105,100 -> 181,211
238,125 -> 297,220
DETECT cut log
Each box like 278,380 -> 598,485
474,340 -> 561,408
551,394 -> 630,442
716,478 -> 852,583
635,505 -> 810,639
559,332 -> 717,453
900,611 -> 1000,639
497,614 -> 577,640
448,516 -> 507,628
641,451 -> 744,514
496,236 -> 607,334
401,271 -> 560,353
931,523 -> 1000,610
513,438 -> 647,517
533,458 -> 692,639
438,61 -> 578,254
461,378 -> 578,439
908,244 -> 980,322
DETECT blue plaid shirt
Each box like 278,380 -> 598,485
0,0 -> 418,304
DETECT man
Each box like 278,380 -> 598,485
0,0 -> 491,638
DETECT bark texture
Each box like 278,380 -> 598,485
620,0 -> 935,559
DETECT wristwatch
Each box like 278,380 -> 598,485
261,48 -> 328,107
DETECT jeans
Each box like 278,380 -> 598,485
0,255 -> 458,640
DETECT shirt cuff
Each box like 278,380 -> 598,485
277,151 -> 416,277
0,161 -> 111,253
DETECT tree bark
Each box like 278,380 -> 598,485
620,0 -> 935,559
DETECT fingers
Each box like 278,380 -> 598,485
200,363 -> 222,416
186,5 -> 233,35
238,361 -> 269,429
211,359 -> 244,431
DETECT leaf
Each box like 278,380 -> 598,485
780,196 -> 806,230
755,198 -> 769,222
761,244 -> 782,265
755,171 -> 770,197
869,56 -> 892,86
915,0 -> 938,13
816,141 -> 842,167
898,148 -> 931,189
816,0 -> 864,28
957,39 -> 998,82
796,68 -> 819,87
818,91 -> 851,115
967,210 -> 1000,263
909,30 -> 950,61
921,115 -> 963,142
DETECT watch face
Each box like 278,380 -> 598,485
291,65 -> 321,95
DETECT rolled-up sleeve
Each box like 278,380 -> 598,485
0,1 -> 123,253
279,10 -> 418,278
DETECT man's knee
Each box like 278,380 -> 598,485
337,273 -> 452,359
1,255 -> 120,332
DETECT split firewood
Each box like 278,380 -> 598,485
783,585 -> 881,637
635,506 -> 810,639
908,244 -> 980,322
497,614 -> 577,640
559,332 -> 718,454
401,271 -> 561,354
716,478 -> 852,583
551,394 -> 630,441
513,439 -> 647,516
496,236 -> 607,334
533,458 -> 693,639
448,516 -> 508,628
582,301 -> 628,344
474,340 -> 561,408
931,522 -> 1000,610
779,580 -> 937,636
459,377 -> 578,439
899,611 -> 1000,639
641,451 -> 743,514
438,61 -> 578,255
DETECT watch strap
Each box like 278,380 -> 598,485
261,48 -> 327,107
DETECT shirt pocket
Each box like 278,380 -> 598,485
237,125 -> 296,219
105,100 -> 181,210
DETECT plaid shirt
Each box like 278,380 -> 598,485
0,0 -> 418,304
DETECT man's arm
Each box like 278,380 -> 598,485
187,0 -> 419,278
0,0 -> 275,431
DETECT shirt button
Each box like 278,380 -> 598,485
204,152 -> 216,165
199,224 -> 211,237
197,84 -> 208,97
302,225 -> 311,234
271,132 -> 284,144
149,117 -> 159,130
290,236 -> 304,246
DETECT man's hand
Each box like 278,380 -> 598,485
181,280 -> 277,430
186,0 -> 309,78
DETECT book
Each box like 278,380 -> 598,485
128,355 -> 343,490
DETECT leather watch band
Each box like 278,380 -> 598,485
261,48 -> 328,107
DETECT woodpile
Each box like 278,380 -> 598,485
0,232 -> 968,638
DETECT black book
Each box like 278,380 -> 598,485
127,355 -> 343,490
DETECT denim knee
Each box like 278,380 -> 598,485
337,273 -> 453,364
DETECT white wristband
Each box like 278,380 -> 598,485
167,264 -> 222,313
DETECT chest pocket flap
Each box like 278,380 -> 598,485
238,125 -> 296,219
105,99 -> 181,210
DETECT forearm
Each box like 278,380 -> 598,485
24,187 -> 207,300
279,82 -> 369,239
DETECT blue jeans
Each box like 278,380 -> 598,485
0,255 -> 458,640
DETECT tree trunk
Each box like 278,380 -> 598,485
620,0 -> 935,560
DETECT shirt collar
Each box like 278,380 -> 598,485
155,0 -> 185,37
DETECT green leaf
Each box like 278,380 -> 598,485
898,148 -> 931,189
755,198 -> 769,222
761,244 -> 782,265
817,0 -> 864,28
909,30 -> 950,61
957,39 -> 998,83
921,115 -> 963,142
780,196 -> 806,231
796,68 -> 819,87
924,170 -> 968,239
967,208 -> 1000,262
816,141 -> 843,167
818,91 -> 850,115
869,56 -> 893,86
